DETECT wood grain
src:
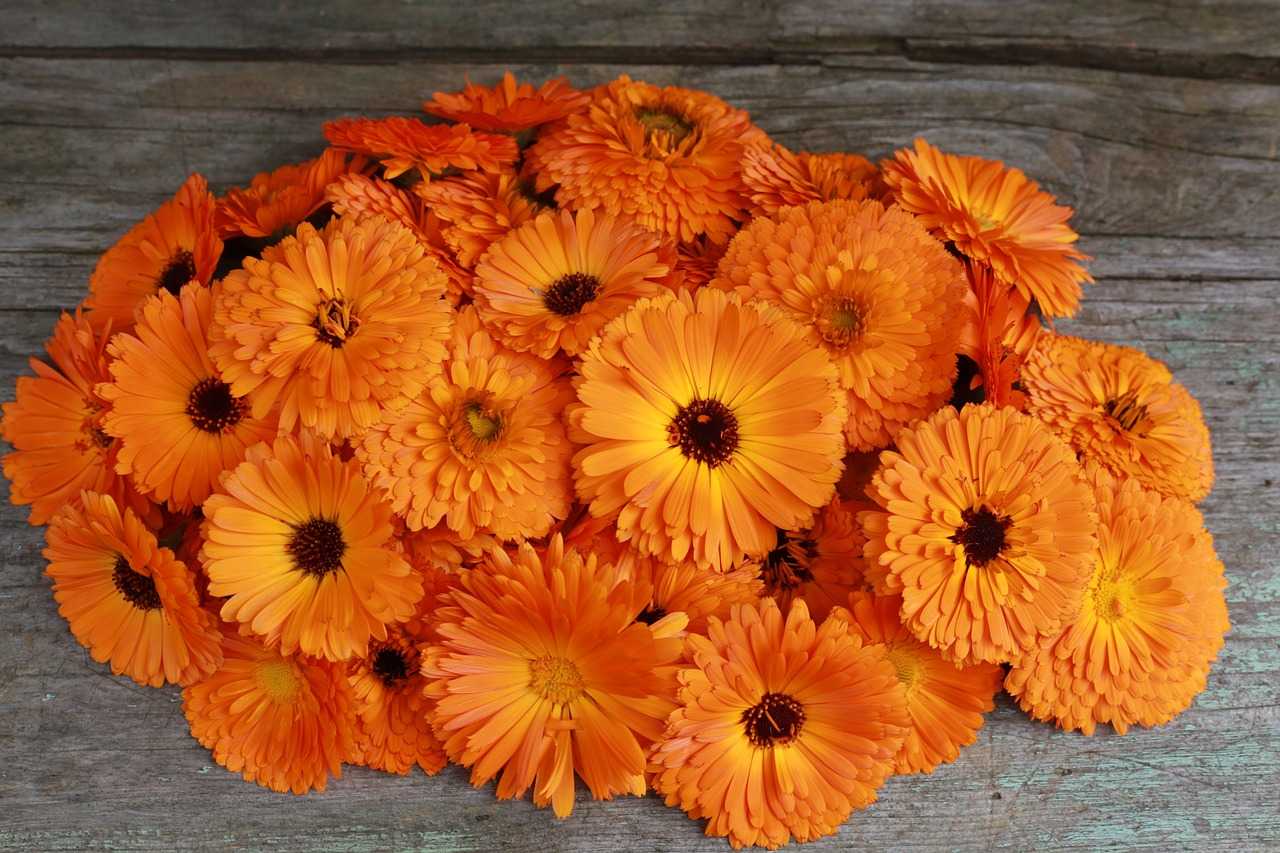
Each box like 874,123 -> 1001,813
1,3 -> 1277,850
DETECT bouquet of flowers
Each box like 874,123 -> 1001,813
1,71 -> 1226,849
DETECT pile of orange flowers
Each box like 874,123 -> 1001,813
2,72 -> 1227,848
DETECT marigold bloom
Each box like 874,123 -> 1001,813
742,143 -> 877,216
84,174 -> 222,332
600,543 -> 763,635
214,148 -> 363,239
209,215 -> 453,439
324,116 -> 518,180
672,236 -> 727,291
841,590 -> 1003,774
1005,464 -> 1229,734
860,403 -> 1098,664
415,170 -> 543,268
570,288 -> 847,570
473,207 -> 676,358
398,520 -> 498,573
652,599 -> 909,849
526,75 -> 767,243
202,435 -> 423,661
961,262 -> 1041,410
745,498 -> 867,621
183,628 -> 356,794
712,199 -> 966,451
1022,333 -> 1214,502
43,491 -> 221,687
359,308 -> 574,539
1,312 -> 152,525
349,620 -> 446,775
98,287 -> 276,511
423,537 -> 686,817
881,138 -> 1091,318
424,71 -> 591,132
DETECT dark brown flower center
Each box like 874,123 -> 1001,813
636,107 -> 694,146
113,555 -> 162,610
742,692 -> 805,748
185,377 -> 247,434
288,518 -> 346,576
543,272 -> 600,316
760,529 -> 817,594
157,250 -> 197,296
950,506 -> 1012,567
636,605 -> 667,625
372,646 -> 411,687
668,397 -> 739,468
314,297 -> 359,347
1103,390 -> 1149,432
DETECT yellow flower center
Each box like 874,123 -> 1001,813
314,297 -> 360,347
973,211 -> 1001,232
636,106 -> 695,153
1090,570 -> 1135,624
815,295 -> 866,348
528,655 -> 585,704
884,644 -> 923,694
256,659 -> 303,703
450,396 -> 507,458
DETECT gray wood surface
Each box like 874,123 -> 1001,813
1,3 -> 1277,850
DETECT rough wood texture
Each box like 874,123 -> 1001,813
1,3 -> 1278,850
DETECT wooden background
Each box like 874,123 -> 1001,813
2,2 -> 1278,850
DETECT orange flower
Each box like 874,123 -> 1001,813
202,434 -> 423,661
569,288 -> 847,570
525,75 -> 767,243
326,172 -> 474,301
881,138 -> 1091,318
712,199 -> 967,451
961,261 -> 1041,410
1005,464 -> 1229,734
182,628 -> 356,794
359,308 -> 574,540
840,590 -> 1003,774
860,403 -> 1098,664
1,312 -> 153,525
424,71 -> 591,132
98,287 -> 276,511
423,537 -> 685,817
746,498 -> 867,621
83,174 -> 222,332
398,521 -> 498,573
214,148 -> 364,239
43,491 -> 221,687
210,214 -> 453,439
672,236 -> 727,292
652,599 -> 909,849
415,170 -> 544,268
473,207 -> 676,358
1022,333 -> 1214,502
742,143 -> 877,216
324,116 -> 518,180
348,620 -> 446,775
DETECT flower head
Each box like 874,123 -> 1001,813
324,116 -> 518,180
569,288 -> 847,570
746,498 -> 867,621
742,144 -> 878,216
859,403 -> 1098,664
652,599 -> 909,849
415,169 -> 544,268
214,149 -> 364,239
424,71 -> 591,132
881,138 -> 1090,317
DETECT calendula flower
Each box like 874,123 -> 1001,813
1022,333 -> 1214,502
209,215 -> 453,439
84,174 -> 222,332
326,172 -> 475,301
712,199 -> 966,451
415,170 -> 543,268
423,537 -> 686,817
745,498 -> 867,621
214,148 -> 364,239
359,308 -> 574,540
473,207 -> 676,358
526,75 -> 767,243
841,590 -> 1003,774
961,261 -> 1041,410
98,287 -> 276,511
348,620 -> 446,775
860,403 -> 1098,664
570,288 -> 847,570
182,628 -> 356,794
652,599 -> 910,849
397,520 -> 498,573
43,491 -> 221,687
1,312 -> 153,525
881,138 -> 1091,318
672,236 -> 727,291
741,143 -> 877,216
324,116 -> 518,180
423,71 -> 591,132
202,434 -> 423,661
1005,464 -> 1229,734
